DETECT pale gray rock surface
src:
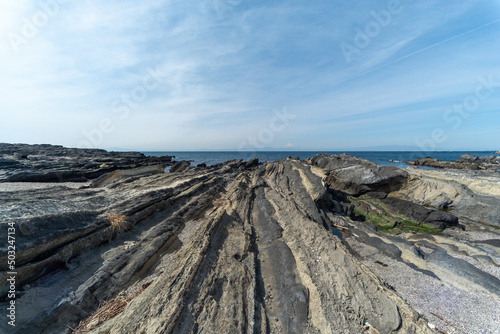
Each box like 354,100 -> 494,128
0,154 -> 431,334
2,150 -> 499,334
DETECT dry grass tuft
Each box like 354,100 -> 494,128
107,213 -> 130,233
73,298 -> 128,333
213,199 -> 230,207
73,282 -> 151,333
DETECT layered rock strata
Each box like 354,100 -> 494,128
0,155 -> 432,333
0,143 -> 175,182
1,149 -> 499,334
407,153 -> 500,170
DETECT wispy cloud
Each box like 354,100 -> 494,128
1,0 -> 499,150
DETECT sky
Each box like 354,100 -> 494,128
0,0 -> 499,151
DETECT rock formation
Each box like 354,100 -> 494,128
0,143 -> 175,182
1,147 -> 499,334
393,167 -> 500,228
310,153 -> 408,196
407,153 -> 500,171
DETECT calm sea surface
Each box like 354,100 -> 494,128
142,151 -> 498,168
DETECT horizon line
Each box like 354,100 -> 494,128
137,149 -> 498,152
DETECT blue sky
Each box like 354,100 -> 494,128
1,0 -> 499,151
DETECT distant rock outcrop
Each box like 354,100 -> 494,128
0,143 -> 175,182
408,153 -> 500,170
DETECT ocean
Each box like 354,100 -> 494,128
142,151 -> 498,169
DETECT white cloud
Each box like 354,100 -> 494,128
1,0 -> 499,150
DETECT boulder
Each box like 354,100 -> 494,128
424,210 -> 459,229
382,197 -> 431,222
312,154 -> 408,196
381,197 -> 458,229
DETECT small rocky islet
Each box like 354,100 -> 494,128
0,144 -> 499,333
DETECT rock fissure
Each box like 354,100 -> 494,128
2,148 -> 499,333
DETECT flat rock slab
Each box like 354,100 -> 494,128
0,156 -> 431,334
0,143 -> 175,182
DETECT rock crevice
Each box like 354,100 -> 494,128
2,150 -> 499,333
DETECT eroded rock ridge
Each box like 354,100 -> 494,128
1,149 -> 499,334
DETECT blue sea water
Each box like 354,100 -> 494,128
143,151 -> 498,169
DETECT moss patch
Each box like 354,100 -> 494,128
351,197 -> 443,235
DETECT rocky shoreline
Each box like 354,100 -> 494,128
1,145 -> 499,333
0,143 -> 176,183
407,153 -> 500,171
